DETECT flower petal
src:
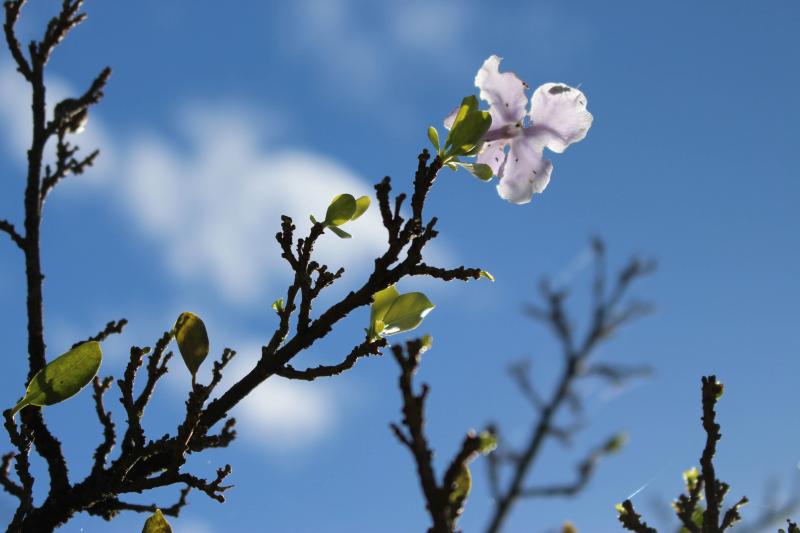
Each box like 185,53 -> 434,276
496,137 -> 552,205
475,55 -> 528,127
529,83 -> 593,153
476,140 -> 507,175
443,107 -> 458,130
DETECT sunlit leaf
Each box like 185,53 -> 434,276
272,298 -> 285,313
381,292 -> 435,336
369,285 -> 400,340
324,194 -> 357,226
327,225 -> 352,239
420,334 -> 433,353
682,467 -> 700,492
477,431 -> 497,454
174,312 -> 209,379
458,162 -> 494,181
142,509 -> 172,533
10,341 -> 102,416
351,196 -> 371,221
479,270 -> 495,282
444,95 -> 492,158
428,126 -> 441,153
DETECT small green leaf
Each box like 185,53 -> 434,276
602,432 -> 628,454
327,225 -> 352,239
10,341 -> 103,416
614,503 -> 627,516
272,298 -> 285,313
449,465 -> 472,505
682,467 -> 700,492
477,431 -> 497,454
457,162 -> 494,181
324,194 -> 357,226
310,214 -> 319,225
369,285 -> 400,340
351,196 -> 371,221
428,126 -> 441,153
174,312 -> 209,379
444,95 -> 492,158
479,270 -> 495,282
420,334 -> 433,353
381,292 -> 435,336
142,509 -> 172,533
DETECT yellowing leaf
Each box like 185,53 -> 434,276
174,312 -> 209,379
142,509 -> 172,533
10,341 -> 102,416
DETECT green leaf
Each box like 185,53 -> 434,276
682,467 -> 700,492
444,95 -> 492,158
324,194 -> 357,226
420,334 -> 433,353
327,225 -> 352,239
351,196 -> 371,221
272,298 -> 285,313
174,312 -> 209,379
381,292 -> 435,336
428,126 -> 441,153
142,509 -> 172,533
477,431 -> 497,454
449,465 -> 472,505
602,432 -> 628,454
457,162 -> 494,181
369,285 -> 400,340
614,503 -> 627,516
479,270 -> 495,282
10,341 -> 103,416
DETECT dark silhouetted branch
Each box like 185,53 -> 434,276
391,339 -> 492,533
0,219 -> 24,250
485,239 -> 654,533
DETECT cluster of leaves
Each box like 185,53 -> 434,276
428,95 -> 494,181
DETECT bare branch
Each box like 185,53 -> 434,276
72,319 -> 128,349
276,339 -> 386,381
485,240 -> 654,533
3,1 -> 31,80
90,376 -> 115,476
0,219 -> 25,249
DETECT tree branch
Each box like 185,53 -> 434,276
0,219 -> 25,249
485,240 -> 654,533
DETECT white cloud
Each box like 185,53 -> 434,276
119,104 -> 387,304
213,344 -> 337,452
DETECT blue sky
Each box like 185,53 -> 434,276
1,1 -> 799,532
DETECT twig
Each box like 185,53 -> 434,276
485,240 -> 654,533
